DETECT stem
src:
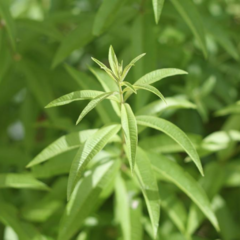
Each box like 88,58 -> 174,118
118,81 -> 125,158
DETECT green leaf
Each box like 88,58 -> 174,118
67,124 -> 121,200
76,92 -> 116,125
52,16 -> 94,67
91,57 -> 117,81
136,116 -> 203,176
135,84 -> 167,103
108,45 -> 119,77
0,1 -> 16,49
152,0 -> 165,24
136,96 -> 196,116
90,67 -> 121,116
122,82 -> 137,94
121,103 -> 138,172
135,148 -> 160,238
92,0 -> 124,36
135,68 -> 188,85
148,151 -> 219,231
0,202 -> 31,240
27,129 -> 97,168
45,90 -> 119,108
187,162 -> 226,235
115,174 -> 143,240
121,53 -> 146,81
0,174 -> 49,191
171,0 -> 208,58
59,159 -> 120,240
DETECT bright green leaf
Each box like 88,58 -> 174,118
136,115 -> 203,175
121,103 -> 138,172
67,124 -> 121,199
152,0 -> 165,24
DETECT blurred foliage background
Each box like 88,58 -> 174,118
0,0 -> 240,239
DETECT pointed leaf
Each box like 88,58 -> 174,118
0,174 -> 49,191
108,45 -> 119,77
152,0 -> 165,24
148,151 -> 219,231
59,159 -> 120,240
135,148 -> 160,238
121,103 -> 138,172
76,92 -> 116,124
136,116 -> 203,175
171,0 -> 207,57
122,82 -> 137,94
67,124 -> 121,199
27,129 -> 97,168
135,84 -> 166,103
115,174 -> 143,240
121,53 -> 146,81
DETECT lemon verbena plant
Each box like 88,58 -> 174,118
27,46 -> 219,240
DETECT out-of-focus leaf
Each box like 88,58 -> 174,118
59,159 -> 120,240
0,1 -> 16,49
67,124 -> 121,199
27,129 -> 97,168
135,148 -> 160,238
115,174 -> 143,240
136,96 -> 196,116
224,160 -> 240,187
171,0 -> 207,57
0,174 -> 49,191
215,102 -> 240,116
152,0 -> 165,24
158,184 -> 188,236
139,133 -> 201,154
93,0 -> 124,36
121,103 -> 138,172
187,162 -> 226,235
148,151 -> 219,231
136,116 -> 203,175
76,92 -> 116,124
52,16 -> 94,67
0,202 -> 30,240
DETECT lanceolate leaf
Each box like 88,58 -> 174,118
135,148 -> 160,238
121,53 -> 146,81
124,69 -> 187,100
59,159 -> 120,240
148,151 -> 219,231
76,92 -> 116,124
108,45 -> 119,77
45,90 -> 119,108
122,82 -> 137,94
171,0 -> 207,58
27,129 -> 97,168
135,84 -> 166,103
121,103 -> 138,172
135,68 -> 188,85
67,124 -> 121,200
152,0 -> 165,24
136,116 -> 204,176
115,174 -> 143,240
0,174 -> 49,191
